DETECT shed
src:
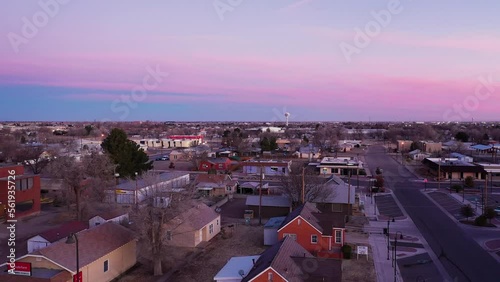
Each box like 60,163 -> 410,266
263,216 -> 286,246
214,255 -> 260,282
245,195 -> 291,218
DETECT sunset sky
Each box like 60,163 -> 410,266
1,0 -> 500,122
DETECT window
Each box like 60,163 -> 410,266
283,233 -> 296,240
209,224 -> 214,234
282,167 -> 286,173
335,230 -> 342,244
268,272 -> 273,281
270,167 -> 278,172
103,260 -> 109,272
331,204 -> 342,212
217,219 -> 219,226
15,178 -> 34,191
311,235 -> 318,244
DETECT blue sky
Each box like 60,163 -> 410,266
1,0 -> 500,122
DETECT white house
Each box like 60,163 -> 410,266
27,221 -> 88,253
241,160 -> 292,176
89,211 -> 129,228
214,255 -> 261,282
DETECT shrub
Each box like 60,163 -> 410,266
451,184 -> 462,193
342,245 -> 352,259
460,204 -> 474,221
474,215 -> 487,226
464,176 -> 474,188
484,207 -> 496,223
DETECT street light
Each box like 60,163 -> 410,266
65,233 -> 81,282
393,231 -> 404,282
135,172 -> 138,211
385,218 -> 395,260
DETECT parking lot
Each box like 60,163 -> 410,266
374,194 -> 404,219
427,192 -> 467,220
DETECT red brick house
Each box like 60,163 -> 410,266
0,164 -> 41,221
277,202 -> 345,258
199,158 -> 232,172
241,236 -> 342,282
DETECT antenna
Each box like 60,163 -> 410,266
238,269 -> 245,277
284,112 -> 290,127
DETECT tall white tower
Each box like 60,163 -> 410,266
284,112 -> 290,127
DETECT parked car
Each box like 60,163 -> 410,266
156,156 -> 169,161
494,206 -> 500,216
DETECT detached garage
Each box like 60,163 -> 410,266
245,195 -> 292,218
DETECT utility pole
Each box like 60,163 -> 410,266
484,175 -> 488,215
259,165 -> 263,225
302,166 -> 305,205
348,171 -> 351,216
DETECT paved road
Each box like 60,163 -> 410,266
427,192 -> 468,220
374,194 -> 405,219
366,145 -> 500,282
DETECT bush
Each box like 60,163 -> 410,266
484,207 -> 496,223
464,176 -> 474,188
342,245 -> 352,259
451,184 -> 462,193
460,204 -> 474,221
474,215 -> 487,226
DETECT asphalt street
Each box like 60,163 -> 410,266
366,145 -> 500,282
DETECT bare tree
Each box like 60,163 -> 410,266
135,172 -> 196,276
279,162 -> 330,208
45,153 -> 116,220
14,145 -> 51,174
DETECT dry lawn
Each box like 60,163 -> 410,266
171,223 -> 267,282
342,253 -> 376,282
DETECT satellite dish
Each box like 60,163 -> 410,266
238,269 -> 245,277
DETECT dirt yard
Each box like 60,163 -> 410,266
170,223 -> 266,281
342,252 -> 376,282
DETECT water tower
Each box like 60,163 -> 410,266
284,112 -> 290,127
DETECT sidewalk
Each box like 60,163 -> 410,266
361,190 -> 452,282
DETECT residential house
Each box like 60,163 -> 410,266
450,152 -> 473,163
246,196 -> 292,218
194,174 -> 238,197
277,202 -> 346,258
88,211 -> 129,228
169,150 -> 185,161
199,158 -> 232,172
214,256 -> 261,282
0,222 -> 137,282
316,157 -> 364,176
27,221 -> 88,253
408,149 -> 431,161
239,236 -> 342,282
238,182 -> 269,195
241,160 -> 292,177
275,138 -> 291,151
163,203 -> 221,248
0,164 -> 41,221
294,146 -> 321,160
312,175 -> 356,216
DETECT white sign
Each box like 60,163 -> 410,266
357,246 -> 369,260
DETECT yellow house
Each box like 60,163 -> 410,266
0,222 -> 137,282
164,203 -> 221,248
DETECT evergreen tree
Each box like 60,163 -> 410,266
101,128 -> 153,179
